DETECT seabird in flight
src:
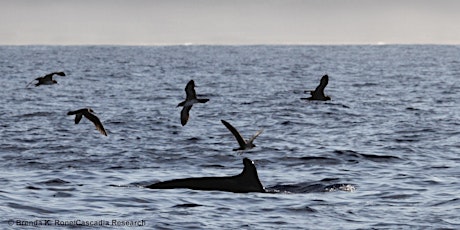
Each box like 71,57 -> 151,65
177,80 -> 209,126
221,119 -> 263,152
26,72 -> 66,87
67,108 -> 107,136
301,74 -> 331,101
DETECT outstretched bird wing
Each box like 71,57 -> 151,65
314,75 -> 329,94
221,120 -> 247,148
184,80 -> 197,101
75,114 -> 83,124
180,105 -> 192,126
53,72 -> 66,77
83,112 -> 107,136
26,77 -> 41,88
248,128 -> 264,145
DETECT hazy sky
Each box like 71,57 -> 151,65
1,0 -> 459,45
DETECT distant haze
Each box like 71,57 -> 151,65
1,0 -> 459,45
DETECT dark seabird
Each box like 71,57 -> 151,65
301,74 -> 331,101
221,119 -> 263,152
26,72 -> 66,87
67,108 -> 107,136
177,80 -> 209,126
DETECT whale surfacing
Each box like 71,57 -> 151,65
146,158 -> 265,193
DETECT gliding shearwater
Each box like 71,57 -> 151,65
177,80 -> 209,126
26,72 -> 66,87
221,119 -> 263,152
301,74 -> 331,101
67,108 -> 107,136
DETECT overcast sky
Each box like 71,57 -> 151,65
1,0 -> 459,45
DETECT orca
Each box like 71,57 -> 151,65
146,158 -> 265,193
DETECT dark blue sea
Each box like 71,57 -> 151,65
1,45 -> 459,229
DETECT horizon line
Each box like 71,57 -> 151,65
1,42 -> 459,46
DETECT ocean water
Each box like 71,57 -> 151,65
0,45 -> 459,229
